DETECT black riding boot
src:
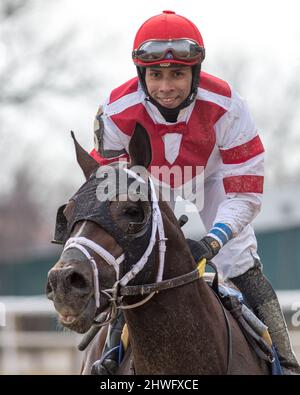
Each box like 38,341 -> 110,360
230,262 -> 300,374
91,311 -> 125,375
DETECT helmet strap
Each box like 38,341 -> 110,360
137,64 -> 201,123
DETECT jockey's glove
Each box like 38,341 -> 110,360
186,236 -> 221,262
187,223 -> 233,262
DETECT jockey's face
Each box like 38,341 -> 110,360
145,66 -> 192,109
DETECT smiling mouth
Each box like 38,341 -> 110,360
159,97 -> 177,103
156,96 -> 181,108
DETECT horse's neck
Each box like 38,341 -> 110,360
124,279 -> 227,374
124,211 -> 228,374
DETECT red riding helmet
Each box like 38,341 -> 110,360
132,10 -> 205,67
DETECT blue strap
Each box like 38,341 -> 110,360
118,341 -> 123,365
271,344 -> 283,375
218,283 -> 244,303
213,223 -> 233,240
208,223 -> 233,246
209,228 -> 229,245
100,345 -> 120,363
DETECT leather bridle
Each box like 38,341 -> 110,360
59,167 -> 233,374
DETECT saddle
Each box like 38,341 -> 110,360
206,275 -> 283,375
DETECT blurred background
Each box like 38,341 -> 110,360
0,0 -> 300,374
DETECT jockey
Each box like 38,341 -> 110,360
90,10 -> 299,374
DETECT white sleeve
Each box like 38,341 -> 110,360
213,89 -> 265,236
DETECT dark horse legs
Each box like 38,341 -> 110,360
231,261 -> 300,374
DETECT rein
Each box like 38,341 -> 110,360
119,258 -> 207,296
62,174 -> 166,310
78,256 -> 233,375
61,169 -> 232,374
77,258 -> 207,352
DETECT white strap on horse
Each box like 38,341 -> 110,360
62,171 -> 167,309
63,238 -> 125,308
66,236 -> 124,276
119,172 -> 167,286
63,241 -> 101,308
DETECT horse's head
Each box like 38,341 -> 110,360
46,124 -> 162,333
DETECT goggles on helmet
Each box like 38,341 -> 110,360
132,39 -> 205,65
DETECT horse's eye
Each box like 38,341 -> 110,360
123,205 -> 141,217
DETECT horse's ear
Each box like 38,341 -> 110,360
128,123 -> 152,169
71,131 -> 99,179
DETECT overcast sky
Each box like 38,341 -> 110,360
21,0 -> 297,93
53,0 -> 300,86
40,0 -> 300,137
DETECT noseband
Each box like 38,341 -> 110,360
58,167 -> 232,373
62,170 -> 167,311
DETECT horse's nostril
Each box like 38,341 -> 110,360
46,281 -> 52,293
46,270 -> 57,300
46,281 -> 54,300
68,272 -> 88,289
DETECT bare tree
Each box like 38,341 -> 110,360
0,166 -> 47,260
0,0 -> 95,108
0,0 -> 98,174
0,0 -> 97,261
